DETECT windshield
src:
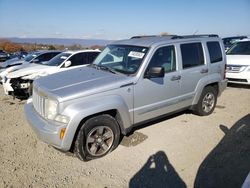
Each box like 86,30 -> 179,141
93,45 -> 148,75
42,53 -> 71,66
227,41 -> 250,55
24,53 -> 38,62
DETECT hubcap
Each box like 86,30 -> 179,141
86,126 -> 114,156
202,92 -> 215,113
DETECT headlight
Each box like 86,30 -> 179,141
45,99 -> 58,120
55,115 -> 70,124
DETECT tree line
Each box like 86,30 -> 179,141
0,39 -> 104,53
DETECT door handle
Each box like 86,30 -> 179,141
200,68 -> 208,74
171,75 -> 181,81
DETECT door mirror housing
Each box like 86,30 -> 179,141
145,67 -> 165,79
31,59 -> 39,63
64,60 -> 71,68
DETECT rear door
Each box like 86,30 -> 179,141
206,41 -> 224,80
178,42 -> 208,104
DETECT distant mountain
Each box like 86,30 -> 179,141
3,37 -> 114,47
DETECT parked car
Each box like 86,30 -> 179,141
223,36 -> 247,51
226,39 -> 250,85
8,51 -> 28,60
2,49 -> 100,97
24,34 -> 227,161
0,50 -> 9,62
0,50 -> 61,70
0,50 -> 61,84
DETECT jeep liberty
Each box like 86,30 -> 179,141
25,35 -> 228,160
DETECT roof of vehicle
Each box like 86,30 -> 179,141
62,49 -> 101,54
222,36 -> 247,40
237,38 -> 250,42
111,34 -> 220,47
38,50 -> 62,54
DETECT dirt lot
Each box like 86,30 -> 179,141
0,84 -> 249,188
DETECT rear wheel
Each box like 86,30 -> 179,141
74,114 -> 120,161
193,86 -> 217,116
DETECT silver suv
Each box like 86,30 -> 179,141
25,35 -> 228,160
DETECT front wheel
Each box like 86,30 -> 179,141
74,114 -> 120,161
193,86 -> 217,116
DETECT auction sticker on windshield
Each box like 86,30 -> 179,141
128,51 -> 145,59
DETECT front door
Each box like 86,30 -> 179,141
133,45 -> 182,123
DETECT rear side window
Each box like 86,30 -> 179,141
181,43 -> 204,69
207,42 -> 222,63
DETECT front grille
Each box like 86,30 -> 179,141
32,86 -> 46,117
226,65 -> 245,73
227,78 -> 248,83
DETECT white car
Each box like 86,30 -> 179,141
0,51 -> 61,84
2,49 -> 100,97
226,39 -> 250,85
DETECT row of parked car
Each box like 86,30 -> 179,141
0,50 -> 28,62
0,34 -> 249,161
0,49 -> 101,98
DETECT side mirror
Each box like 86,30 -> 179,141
145,67 -> 165,79
31,59 -> 39,63
64,60 -> 71,68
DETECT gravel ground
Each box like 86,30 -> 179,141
0,84 -> 249,188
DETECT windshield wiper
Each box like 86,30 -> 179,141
88,64 -> 117,74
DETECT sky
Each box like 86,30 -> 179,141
0,0 -> 250,40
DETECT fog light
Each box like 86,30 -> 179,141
60,128 -> 66,140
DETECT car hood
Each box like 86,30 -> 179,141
226,55 -> 250,66
0,59 -> 25,68
7,64 -> 56,79
35,67 -> 133,102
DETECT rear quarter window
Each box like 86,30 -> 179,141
181,43 -> 204,69
207,41 -> 223,63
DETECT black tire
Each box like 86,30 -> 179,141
74,114 -> 120,161
193,86 -> 217,116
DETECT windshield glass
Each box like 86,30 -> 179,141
227,41 -> 250,55
42,53 -> 71,66
93,45 -> 148,75
24,53 -> 38,62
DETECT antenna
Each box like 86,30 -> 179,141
193,30 -> 199,35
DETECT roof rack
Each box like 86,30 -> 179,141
130,34 -> 218,40
171,34 -> 219,39
130,35 -> 159,39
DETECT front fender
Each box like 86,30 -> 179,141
61,95 -> 132,150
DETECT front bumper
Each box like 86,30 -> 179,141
2,79 -> 14,95
3,77 -> 31,97
226,72 -> 250,85
24,99 -> 68,150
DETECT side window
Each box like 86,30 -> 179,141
181,43 -> 204,69
68,53 -> 88,67
36,52 -> 58,63
207,41 -> 223,63
34,54 -> 49,63
88,52 -> 100,63
147,45 -> 176,73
